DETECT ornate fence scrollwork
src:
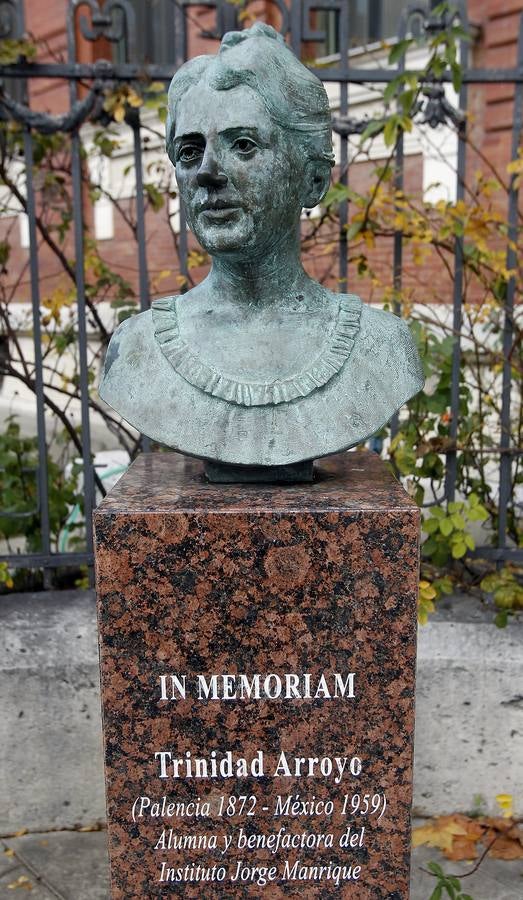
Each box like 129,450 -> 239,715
0,0 -> 24,40
0,77 -> 105,133
0,0 -> 520,572
67,0 -> 136,64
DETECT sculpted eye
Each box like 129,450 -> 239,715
177,144 -> 203,163
232,137 -> 257,155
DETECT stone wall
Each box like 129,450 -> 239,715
1,589 -> 521,833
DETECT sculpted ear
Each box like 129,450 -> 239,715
303,161 -> 331,208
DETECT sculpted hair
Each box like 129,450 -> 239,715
166,23 -> 334,171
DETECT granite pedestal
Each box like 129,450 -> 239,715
94,450 -> 419,898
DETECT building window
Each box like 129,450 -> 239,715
115,0 -> 176,65
318,0 -> 428,56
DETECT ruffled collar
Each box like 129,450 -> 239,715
151,293 -> 362,408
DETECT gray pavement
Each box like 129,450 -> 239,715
1,825 -> 522,899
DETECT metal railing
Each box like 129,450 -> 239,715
0,0 -> 521,576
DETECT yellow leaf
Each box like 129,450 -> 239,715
412,816 -> 470,853
496,793 -> 514,819
506,158 -> 523,174
4,848 -> 15,857
7,875 -> 32,890
113,105 -> 126,123
419,582 -> 437,601
127,89 -> 143,108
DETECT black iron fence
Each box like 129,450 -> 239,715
0,0 -> 521,577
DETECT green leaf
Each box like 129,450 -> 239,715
422,537 -> 439,557
361,119 -> 385,142
451,541 -> 467,559
494,610 -> 509,628
0,240 -> 10,267
428,862 -> 445,877
439,517 -> 453,536
388,38 -> 413,66
451,512 -> 466,529
424,518 -> 440,534
383,117 -> 399,147
323,182 -> 357,207
464,533 -> 475,551
346,220 -> 364,241
144,182 -> 164,212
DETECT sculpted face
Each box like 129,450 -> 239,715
173,83 -> 305,258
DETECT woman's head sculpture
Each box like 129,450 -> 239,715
99,23 -> 424,476
166,23 -> 334,175
164,24 -> 335,259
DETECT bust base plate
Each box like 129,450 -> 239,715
204,459 -> 314,483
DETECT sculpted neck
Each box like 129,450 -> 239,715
205,230 -> 307,308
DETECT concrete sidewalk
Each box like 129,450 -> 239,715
1,826 -> 522,899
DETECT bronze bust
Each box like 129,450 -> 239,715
100,23 -> 424,476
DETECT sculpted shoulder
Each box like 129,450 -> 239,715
99,308 -> 161,408
101,309 -> 154,379
356,302 -> 425,393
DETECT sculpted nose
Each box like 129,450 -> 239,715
196,148 -> 228,189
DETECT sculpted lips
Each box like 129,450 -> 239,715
199,199 -> 243,221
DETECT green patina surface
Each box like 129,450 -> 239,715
100,23 -> 424,475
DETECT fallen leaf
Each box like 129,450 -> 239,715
445,835 -> 479,861
7,875 -> 32,890
413,811 -> 523,863
481,818 -> 523,860
3,848 -> 15,858
488,835 -> 523,860
412,816 -> 469,853
480,815 -> 514,833
414,813 -> 485,859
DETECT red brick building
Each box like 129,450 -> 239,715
2,0 -> 522,306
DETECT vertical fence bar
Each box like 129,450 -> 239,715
23,127 -> 51,583
132,113 -> 150,313
131,111 -> 151,452
1,0 -> 520,573
171,0 -> 189,286
497,15 -> 523,550
389,133 -> 404,441
173,0 -> 187,70
444,15 -> 469,503
67,5 -> 95,568
389,9 -> 409,440
70,129 -> 95,563
289,0 -> 301,55
337,2 -> 350,292
338,82 -> 348,291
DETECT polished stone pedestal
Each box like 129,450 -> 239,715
94,450 -> 419,899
